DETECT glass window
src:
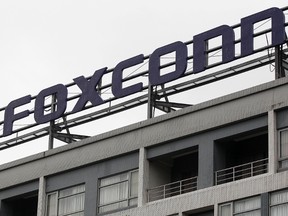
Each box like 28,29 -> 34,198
270,189 -> 288,216
98,170 -> 138,214
219,196 -> 261,216
279,129 -> 288,169
220,203 -> 232,216
46,184 -> 85,216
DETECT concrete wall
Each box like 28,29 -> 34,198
46,152 -> 139,216
107,171 -> 288,216
1,77 -> 288,215
1,77 -> 287,190
147,115 -> 267,189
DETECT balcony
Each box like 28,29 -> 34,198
148,148 -> 198,202
147,176 -> 198,202
215,158 -> 268,185
1,192 -> 38,216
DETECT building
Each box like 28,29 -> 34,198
0,6 -> 288,216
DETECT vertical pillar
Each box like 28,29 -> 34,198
214,203 -> 219,216
48,95 -> 56,150
275,45 -> 284,79
268,110 -> 277,174
198,140 -> 214,189
147,84 -> 154,119
138,147 -> 149,206
37,177 -> 46,216
261,193 -> 269,216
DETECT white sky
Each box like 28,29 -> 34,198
0,1 -> 287,164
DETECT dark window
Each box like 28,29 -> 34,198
148,148 -> 198,202
2,192 -> 38,216
215,130 -> 268,185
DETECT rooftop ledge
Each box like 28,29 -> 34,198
1,76 -> 288,172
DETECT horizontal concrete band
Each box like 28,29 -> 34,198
0,77 -> 288,189
107,171 -> 288,216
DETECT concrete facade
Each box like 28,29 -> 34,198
1,76 -> 288,215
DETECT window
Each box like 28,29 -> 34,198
2,192 -> 38,216
98,170 -> 138,214
186,209 -> 214,216
279,129 -> 288,169
215,131 -> 268,185
270,189 -> 288,216
148,149 -> 198,202
46,184 -> 85,216
219,196 -> 261,216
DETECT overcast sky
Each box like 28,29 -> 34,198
0,1 -> 287,164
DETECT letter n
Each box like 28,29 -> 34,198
193,25 -> 235,73
241,7 -> 286,57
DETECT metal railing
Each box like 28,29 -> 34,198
147,176 -> 197,202
215,158 -> 268,185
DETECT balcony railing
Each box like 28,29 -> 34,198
215,158 -> 268,185
147,176 -> 197,202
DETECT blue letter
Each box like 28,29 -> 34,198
34,84 -> 67,124
72,68 -> 106,113
193,25 -> 235,73
3,95 -> 31,136
112,54 -> 144,98
149,41 -> 187,86
241,7 -> 285,57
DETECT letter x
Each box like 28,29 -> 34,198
72,67 -> 106,113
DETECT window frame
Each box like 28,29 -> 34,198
278,128 -> 288,170
219,195 -> 261,216
97,169 -> 138,214
219,203 -> 233,216
269,188 -> 288,216
45,184 -> 85,216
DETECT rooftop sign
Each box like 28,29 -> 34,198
1,7 -> 287,138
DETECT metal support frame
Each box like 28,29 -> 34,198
53,133 -> 89,144
0,47 -> 286,150
1,46 -> 287,151
147,84 -> 191,118
0,6 -> 287,150
147,83 -> 154,119
275,44 -> 288,79
50,117 -> 89,145
48,94 -> 56,150
48,96 -> 90,147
